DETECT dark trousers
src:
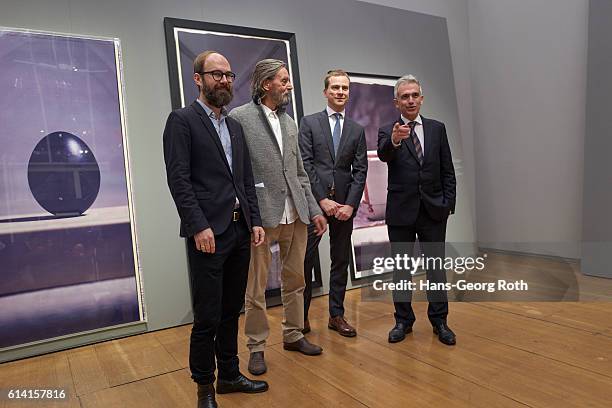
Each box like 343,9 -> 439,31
186,216 -> 250,385
304,215 -> 354,319
387,205 -> 449,327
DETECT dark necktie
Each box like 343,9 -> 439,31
409,121 -> 423,165
332,113 -> 342,156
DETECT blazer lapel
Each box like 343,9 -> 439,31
400,116 -> 420,165
336,117 -> 351,162
192,101 -> 232,175
318,110 -> 336,162
421,116 -> 432,166
279,114 -> 292,161
227,119 -> 240,176
255,103 -> 283,157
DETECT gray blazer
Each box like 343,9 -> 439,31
229,101 -> 323,228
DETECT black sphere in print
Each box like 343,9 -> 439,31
28,131 -> 100,216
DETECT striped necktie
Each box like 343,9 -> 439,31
409,121 -> 423,165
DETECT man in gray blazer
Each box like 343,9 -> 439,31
299,70 -> 367,337
229,59 -> 327,376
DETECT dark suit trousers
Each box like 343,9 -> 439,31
387,203 -> 449,327
186,215 -> 250,385
304,216 -> 354,319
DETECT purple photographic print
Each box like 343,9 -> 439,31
0,28 -> 142,348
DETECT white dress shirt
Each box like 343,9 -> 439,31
262,104 -> 298,224
326,106 -> 345,136
394,114 -> 424,152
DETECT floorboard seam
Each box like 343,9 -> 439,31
77,367 -> 186,397
65,353 -> 80,399
267,348 -> 372,408
157,338 -> 185,369
356,319 -> 533,407
467,302 -> 604,335
91,344 -> 114,394
465,331 -> 612,380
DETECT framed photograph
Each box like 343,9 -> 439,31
345,73 -> 399,281
163,18 -> 319,297
163,17 -> 303,119
0,27 -> 143,349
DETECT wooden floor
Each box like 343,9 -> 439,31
2,283 -> 612,407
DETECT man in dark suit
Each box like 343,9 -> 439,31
163,51 -> 268,408
377,74 -> 457,346
299,70 -> 367,337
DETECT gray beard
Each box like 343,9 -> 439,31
272,92 -> 291,111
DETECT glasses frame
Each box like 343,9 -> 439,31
200,70 -> 236,82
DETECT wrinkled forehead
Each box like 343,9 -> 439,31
273,67 -> 289,80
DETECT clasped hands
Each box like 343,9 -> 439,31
319,198 -> 353,222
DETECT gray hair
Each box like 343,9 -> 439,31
251,58 -> 286,103
394,74 -> 423,98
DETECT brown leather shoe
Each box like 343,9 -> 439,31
302,318 -> 311,334
247,351 -> 267,376
328,316 -> 357,337
283,337 -> 322,355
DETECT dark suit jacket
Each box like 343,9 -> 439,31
163,100 -> 262,237
377,116 -> 456,225
299,110 -> 368,209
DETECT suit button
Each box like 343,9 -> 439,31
281,189 -> 286,193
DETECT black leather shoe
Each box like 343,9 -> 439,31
388,322 -> 413,343
217,373 -> 269,394
433,322 -> 456,345
197,383 -> 217,408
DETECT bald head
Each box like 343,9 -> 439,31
194,51 -> 225,74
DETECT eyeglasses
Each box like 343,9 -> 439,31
200,70 -> 236,82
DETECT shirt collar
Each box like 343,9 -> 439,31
261,103 -> 278,119
326,106 -> 345,118
196,98 -> 227,120
401,114 -> 422,126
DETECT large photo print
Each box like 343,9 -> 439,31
0,28 -> 143,348
345,73 -> 398,280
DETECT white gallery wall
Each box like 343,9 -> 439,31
371,0 -> 590,259
468,0 -> 588,258
582,0 -> 612,278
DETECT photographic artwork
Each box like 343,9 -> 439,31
0,28 -> 143,348
345,73 -> 399,280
